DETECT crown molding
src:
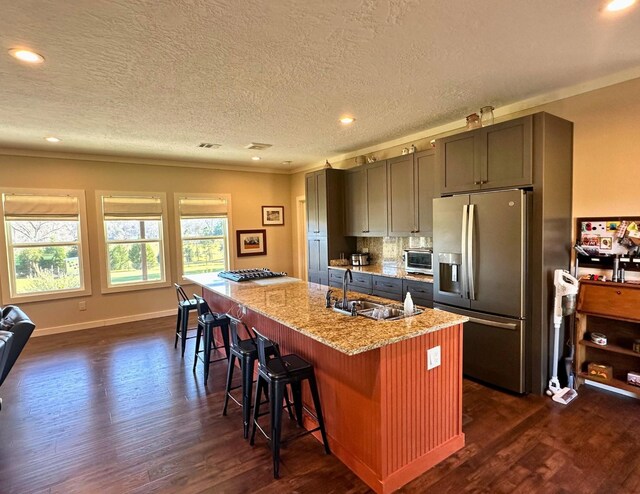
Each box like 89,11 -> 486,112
0,147 -> 291,175
295,66 -> 640,174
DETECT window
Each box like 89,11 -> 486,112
175,194 -> 230,278
97,192 -> 170,292
0,189 -> 91,303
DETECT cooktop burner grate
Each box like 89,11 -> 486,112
217,268 -> 286,282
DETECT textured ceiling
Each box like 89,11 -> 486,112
1,0 -> 640,171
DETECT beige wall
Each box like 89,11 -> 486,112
0,155 -> 293,333
289,77 -> 640,247
4,77 -> 640,334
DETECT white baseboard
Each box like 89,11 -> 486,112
32,309 -> 176,337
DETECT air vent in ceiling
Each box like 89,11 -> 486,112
244,142 -> 272,150
198,143 -> 221,149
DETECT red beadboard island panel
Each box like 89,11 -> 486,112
203,289 -> 464,494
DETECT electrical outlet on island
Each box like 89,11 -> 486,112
78,301 -> 87,311
427,346 -> 441,370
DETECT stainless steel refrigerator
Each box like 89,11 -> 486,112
433,189 -> 530,393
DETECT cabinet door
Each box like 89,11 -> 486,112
415,149 -> 436,236
438,132 -> 481,194
387,155 -> 415,236
307,238 -> 321,272
345,168 -> 366,236
365,161 -> 388,236
316,172 -> 328,235
480,116 -> 533,189
307,237 -> 328,280
305,173 -> 319,235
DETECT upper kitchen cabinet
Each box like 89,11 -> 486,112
305,169 -> 356,285
345,161 -> 388,236
438,115 -> 533,194
387,150 -> 436,237
306,170 -> 328,237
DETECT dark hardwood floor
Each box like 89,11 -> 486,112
1,316 -> 638,494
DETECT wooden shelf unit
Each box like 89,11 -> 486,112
575,280 -> 640,395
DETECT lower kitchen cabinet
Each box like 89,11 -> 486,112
372,275 -> 403,301
403,279 -> 434,308
308,237 -> 328,286
328,268 -> 372,295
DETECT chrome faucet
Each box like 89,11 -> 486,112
342,268 -> 352,310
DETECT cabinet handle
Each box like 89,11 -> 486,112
474,181 -> 481,185
616,290 -> 622,295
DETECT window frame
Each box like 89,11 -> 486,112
0,187 -> 92,304
96,191 -> 171,294
174,193 -> 233,282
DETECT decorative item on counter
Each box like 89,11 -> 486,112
324,159 -> 332,169
627,371 -> 640,387
355,155 -> 366,166
409,144 -> 416,153
465,113 -> 481,129
633,339 -> 640,354
430,139 -> 436,148
587,362 -> 613,381
402,147 -> 409,155
480,105 -> 495,126
366,156 -> 377,163
590,332 -> 608,346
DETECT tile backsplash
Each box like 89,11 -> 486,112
356,237 -> 432,266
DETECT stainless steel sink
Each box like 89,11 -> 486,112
331,299 -> 422,320
357,303 -> 423,321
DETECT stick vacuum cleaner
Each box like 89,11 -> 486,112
547,269 -> 579,404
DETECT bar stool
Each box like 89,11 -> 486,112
174,283 -> 198,358
249,328 -> 330,478
222,317 -> 276,439
192,294 -> 230,385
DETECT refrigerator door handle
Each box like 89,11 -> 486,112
467,315 -> 518,330
467,203 -> 476,300
461,204 -> 469,299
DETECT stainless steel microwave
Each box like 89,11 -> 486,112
404,249 -> 433,275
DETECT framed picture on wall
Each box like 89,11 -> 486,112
262,206 -> 284,226
236,229 -> 267,257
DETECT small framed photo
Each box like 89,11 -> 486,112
237,229 -> 267,257
262,206 -> 284,226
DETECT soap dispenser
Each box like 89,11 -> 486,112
403,291 -> 414,315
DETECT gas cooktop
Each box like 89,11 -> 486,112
217,268 -> 287,282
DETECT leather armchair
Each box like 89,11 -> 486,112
0,305 -> 36,388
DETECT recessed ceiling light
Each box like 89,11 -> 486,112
45,136 -> 61,143
9,48 -> 45,64
339,116 -> 355,125
251,156 -> 261,161
605,0 -> 635,11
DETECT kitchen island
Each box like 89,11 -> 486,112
186,273 -> 467,494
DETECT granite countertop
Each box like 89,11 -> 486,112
328,263 -> 434,283
185,273 -> 465,356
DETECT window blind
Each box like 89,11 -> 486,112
3,193 -> 79,219
102,196 -> 163,219
178,197 -> 228,217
